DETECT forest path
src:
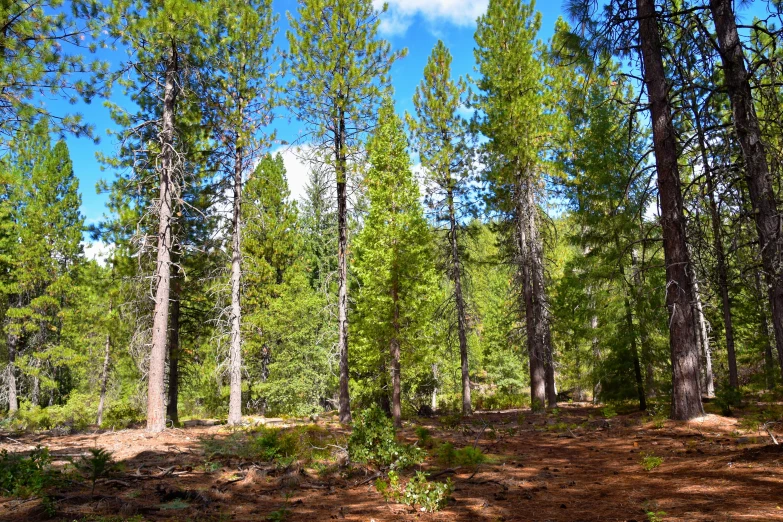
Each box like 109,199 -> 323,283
1,403 -> 781,521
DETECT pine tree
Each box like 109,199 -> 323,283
709,0 -> 783,383
473,0 -> 556,411
206,0 -> 278,426
286,0 -> 403,424
0,0 -> 108,140
243,154 -> 330,416
104,0 -> 219,432
408,41 -> 474,416
1,121 -> 84,412
353,101 -> 437,427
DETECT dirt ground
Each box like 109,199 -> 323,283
1,403 -> 782,522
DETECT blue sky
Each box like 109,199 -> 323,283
58,0 -> 770,252
62,0 -> 564,241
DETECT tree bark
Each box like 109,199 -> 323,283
631,248 -> 655,396
527,186 -> 556,408
167,264 -> 181,426
447,187 -> 471,416
756,270 -> 776,389
147,43 -> 179,432
228,142 -> 244,426
687,82 -> 738,389
516,178 -> 545,412
390,278 -> 402,428
710,0 -> 783,382
616,236 -> 646,411
636,0 -> 703,420
692,276 -> 715,397
336,106 -> 352,425
6,331 -> 17,414
97,330 -> 111,426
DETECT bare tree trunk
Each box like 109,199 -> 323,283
97,330 -> 111,426
167,266 -> 181,426
390,278 -> 402,428
516,179 -> 545,412
692,276 -> 715,397
147,45 -> 179,432
447,188 -> 471,416
336,107 -> 352,425
710,0 -> 783,382
637,0 -> 703,420
431,363 -> 438,411
228,143 -> 244,426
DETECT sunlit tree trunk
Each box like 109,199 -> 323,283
147,44 -> 179,433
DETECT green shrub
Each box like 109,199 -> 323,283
10,394 -> 97,432
415,427 -> 435,448
77,448 -> 118,494
434,442 -> 485,469
715,386 -> 742,416
601,404 -> 618,419
0,446 -> 57,498
348,406 -> 423,470
454,446 -> 486,469
376,471 -> 452,512
101,403 -> 144,429
640,452 -> 663,471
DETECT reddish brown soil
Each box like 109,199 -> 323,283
1,404 -> 782,522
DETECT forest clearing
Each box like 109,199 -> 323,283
3,0 -> 783,520
1,403 -> 783,521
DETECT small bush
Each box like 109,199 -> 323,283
0,446 -> 57,498
77,448 -> 118,494
601,404 -> 618,419
376,470 -> 452,512
640,452 -> 663,471
434,443 -> 485,469
101,403 -> 144,429
349,406 -> 423,470
715,386 -> 742,416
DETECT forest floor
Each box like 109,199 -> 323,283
1,402 -> 783,522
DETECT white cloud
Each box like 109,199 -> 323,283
272,145 -> 314,204
83,241 -> 113,266
374,0 -> 488,35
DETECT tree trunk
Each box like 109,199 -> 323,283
167,265 -> 181,426
447,188 -> 471,416
688,85 -> 738,389
637,0 -> 703,420
631,248 -> 655,396
431,363 -> 438,411
692,276 -> 715,397
336,107 -> 352,425
390,278 -> 402,428
527,186 -> 556,408
228,142 -> 244,426
516,179 -> 545,412
147,44 -> 179,432
97,330 -> 111,426
710,0 -> 783,382
616,236 -> 646,411
756,270 -> 776,389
